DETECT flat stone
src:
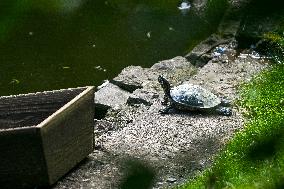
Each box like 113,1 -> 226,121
95,82 -> 131,111
127,94 -> 152,106
111,66 -> 153,92
151,56 -> 190,71
166,177 -> 177,183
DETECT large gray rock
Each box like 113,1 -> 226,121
151,56 -> 196,86
111,66 -> 155,92
126,88 -> 160,106
95,82 -> 131,112
151,56 -> 191,71
185,34 -> 230,67
111,57 -> 195,94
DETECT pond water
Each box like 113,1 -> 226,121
0,0 -> 227,96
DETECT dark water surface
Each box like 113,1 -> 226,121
0,0 -> 227,96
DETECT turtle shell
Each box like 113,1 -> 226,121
170,84 -> 221,109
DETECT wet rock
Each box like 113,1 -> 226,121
95,82 -> 131,111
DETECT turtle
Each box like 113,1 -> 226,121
158,75 -> 232,116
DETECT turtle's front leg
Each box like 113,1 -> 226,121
162,95 -> 169,105
215,107 -> 232,116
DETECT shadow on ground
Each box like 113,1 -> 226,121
118,158 -> 156,189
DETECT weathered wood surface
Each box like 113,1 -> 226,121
0,88 -> 86,129
40,86 -> 94,184
0,87 -> 94,188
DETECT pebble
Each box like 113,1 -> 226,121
166,177 -> 177,183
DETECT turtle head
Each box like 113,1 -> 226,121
158,75 -> 171,96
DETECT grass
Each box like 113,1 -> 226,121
177,34 -> 284,189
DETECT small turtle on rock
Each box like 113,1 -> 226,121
158,75 -> 232,116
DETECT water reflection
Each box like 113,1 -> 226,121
178,1 -> 191,10
0,0 -> 227,96
59,0 -> 84,13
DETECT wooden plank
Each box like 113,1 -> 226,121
0,87 -> 86,129
39,86 -> 94,184
0,127 -> 49,188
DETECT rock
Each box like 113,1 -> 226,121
151,57 -> 197,86
185,34 -> 231,67
166,177 -> 177,183
126,87 -> 160,106
151,56 -> 191,71
127,94 -> 152,106
217,0 -> 244,39
110,57 -> 195,98
95,82 -> 131,112
156,182 -> 164,186
95,119 -> 115,132
185,0 -> 246,67
111,66 -> 154,92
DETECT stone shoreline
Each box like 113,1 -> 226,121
54,39 -> 268,189
52,1 -> 277,187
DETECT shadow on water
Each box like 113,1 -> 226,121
118,158 -> 155,189
0,0 -> 227,96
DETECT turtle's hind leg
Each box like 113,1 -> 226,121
215,107 -> 232,116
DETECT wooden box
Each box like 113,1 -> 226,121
0,86 -> 94,188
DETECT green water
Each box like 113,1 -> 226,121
0,0 -> 227,96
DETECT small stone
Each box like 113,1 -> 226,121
166,177 -> 177,183
157,182 -> 164,186
111,66 -> 150,92
95,82 -> 131,111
